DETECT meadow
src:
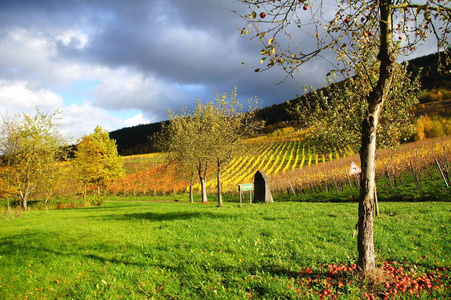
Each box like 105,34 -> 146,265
1,200 -> 450,299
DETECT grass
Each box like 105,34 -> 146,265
0,201 -> 450,299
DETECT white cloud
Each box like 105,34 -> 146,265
55,30 -> 89,49
59,101 -> 124,141
93,70 -> 158,109
0,80 -> 63,113
124,113 -> 151,127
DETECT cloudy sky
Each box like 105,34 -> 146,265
0,0 -> 438,140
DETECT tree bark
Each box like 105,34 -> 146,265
357,110 -> 379,274
21,170 -> 31,210
97,182 -> 101,198
189,184 -> 194,203
357,0 -> 395,275
197,162 -> 208,203
22,192 -> 28,210
200,176 -> 208,203
217,159 -> 223,207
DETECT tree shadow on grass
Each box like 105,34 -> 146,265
102,211 -> 233,222
0,233 -> 148,267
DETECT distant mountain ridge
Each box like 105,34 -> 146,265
110,51 -> 450,155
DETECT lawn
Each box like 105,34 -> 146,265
0,200 -> 450,299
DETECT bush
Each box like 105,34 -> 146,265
262,121 -> 290,134
419,92 -> 439,103
415,114 -> 451,140
267,126 -> 295,137
418,88 -> 451,103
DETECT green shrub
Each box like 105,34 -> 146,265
267,126 -> 295,137
415,114 -> 451,140
418,88 -> 451,103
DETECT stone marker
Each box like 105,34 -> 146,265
253,170 -> 274,203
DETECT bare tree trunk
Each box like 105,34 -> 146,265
217,159 -> 223,207
197,162 -> 208,203
200,176 -> 208,203
21,171 -> 31,210
357,0 -> 395,276
189,184 -> 194,203
22,194 -> 28,210
358,111 -> 379,274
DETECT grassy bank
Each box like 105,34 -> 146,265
0,201 -> 449,299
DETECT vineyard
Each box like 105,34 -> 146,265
205,136 -> 353,192
272,135 -> 451,199
107,132 -> 450,200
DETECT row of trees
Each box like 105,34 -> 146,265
0,111 -> 124,209
160,88 -> 262,206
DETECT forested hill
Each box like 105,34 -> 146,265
110,51 -> 450,156
255,51 -> 451,125
109,122 -> 167,156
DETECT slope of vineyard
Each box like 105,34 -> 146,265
271,135 -> 451,197
116,131 -> 355,195
208,136 -> 354,192
111,133 -> 450,197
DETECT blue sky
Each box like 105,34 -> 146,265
0,0 -> 440,140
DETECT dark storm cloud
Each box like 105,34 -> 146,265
0,0 -> 353,126
55,0 -> 255,83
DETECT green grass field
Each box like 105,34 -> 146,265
1,200 -> 450,299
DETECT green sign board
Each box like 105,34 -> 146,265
238,183 -> 253,205
238,183 -> 253,191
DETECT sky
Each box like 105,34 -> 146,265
0,0 -> 439,141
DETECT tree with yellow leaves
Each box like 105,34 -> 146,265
73,126 -> 125,199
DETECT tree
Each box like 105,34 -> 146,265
210,88 -> 262,207
156,118 -> 199,203
292,54 -> 421,154
164,100 -> 218,203
163,89 -> 262,205
73,126 -> 125,198
0,110 -> 68,209
236,0 -> 450,275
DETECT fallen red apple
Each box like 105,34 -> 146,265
260,12 -> 266,18
344,18 -> 350,23
303,5 -> 308,10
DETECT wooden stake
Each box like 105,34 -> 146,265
435,159 -> 449,188
410,159 -> 420,189
385,164 -> 393,189
346,170 -> 353,190
288,180 -> 296,196
374,185 -> 379,217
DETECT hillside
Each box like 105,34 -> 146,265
110,51 -> 451,155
